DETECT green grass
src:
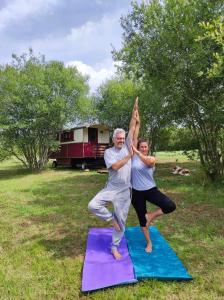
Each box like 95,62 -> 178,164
0,153 -> 223,299
155,150 -> 193,163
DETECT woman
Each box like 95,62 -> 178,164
131,113 -> 176,253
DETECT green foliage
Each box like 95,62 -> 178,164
0,144 -> 11,162
196,16 -> 224,78
156,127 -> 199,152
137,85 -> 174,154
0,50 -> 90,170
94,77 -> 139,131
114,0 -> 224,181
95,77 -> 173,154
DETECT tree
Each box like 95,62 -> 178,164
114,0 -> 224,181
197,16 -> 224,78
136,84 -> 173,154
0,50 -> 90,170
94,77 -> 139,131
156,127 -> 199,152
95,76 -> 173,154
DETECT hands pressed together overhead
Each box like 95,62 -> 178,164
132,97 -> 140,124
128,96 -> 140,155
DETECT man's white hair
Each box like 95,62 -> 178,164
113,128 -> 126,139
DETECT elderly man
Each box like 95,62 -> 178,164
88,99 -> 139,259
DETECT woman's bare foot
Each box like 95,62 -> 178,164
111,248 -> 122,260
112,218 -> 121,231
145,241 -> 152,253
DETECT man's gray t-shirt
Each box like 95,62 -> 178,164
104,140 -> 131,189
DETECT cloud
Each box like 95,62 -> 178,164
19,11 -> 124,66
95,0 -> 104,4
0,0 -> 60,31
67,13 -> 121,50
0,0 -> 131,86
65,59 -> 117,93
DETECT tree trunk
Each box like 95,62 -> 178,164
191,117 -> 223,181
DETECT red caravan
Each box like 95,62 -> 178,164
51,124 -> 110,169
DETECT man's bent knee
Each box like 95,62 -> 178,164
88,200 -> 96,212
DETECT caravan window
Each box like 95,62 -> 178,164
61,131 -> 74,142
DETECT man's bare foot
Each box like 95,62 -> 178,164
145,241 -> 152,253
112,218 -> 121,231
145,213 -> 153,228
112,248 -> 122,260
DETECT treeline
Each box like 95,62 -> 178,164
0,1 -> 223,182
155,127 -> 198,152
94,0 -> 224,181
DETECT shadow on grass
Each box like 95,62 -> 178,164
23,172 -> 107,258
39,234 -> 86,258
0,165 -> 35,181
0,160 -> 81,181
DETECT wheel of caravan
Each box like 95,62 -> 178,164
52,161 -> 58,168
81,162 -> 86,170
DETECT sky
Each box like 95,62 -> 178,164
0,0 -> 138,93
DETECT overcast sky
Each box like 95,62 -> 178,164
0,0 -> 138,93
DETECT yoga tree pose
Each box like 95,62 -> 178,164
88,98 -> 139,260
131,110 -> 176,253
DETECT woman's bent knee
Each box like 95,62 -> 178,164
166,201 -> 176,213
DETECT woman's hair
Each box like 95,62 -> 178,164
137,139 -> 150,149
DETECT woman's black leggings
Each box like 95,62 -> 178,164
131,187 -> 176,227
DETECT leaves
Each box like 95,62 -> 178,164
197,17 -> 224,78
94,77 -> 139,131
113,0 -> 224,180
0,50 -> 90,170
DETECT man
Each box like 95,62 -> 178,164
88,98 -> 139,259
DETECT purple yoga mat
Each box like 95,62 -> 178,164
82,228 -> 137,292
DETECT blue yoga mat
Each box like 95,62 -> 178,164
125,226 -> 192,281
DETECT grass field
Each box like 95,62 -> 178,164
0,153 -> 223,299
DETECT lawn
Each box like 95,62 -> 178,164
0,153 -> 223,300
